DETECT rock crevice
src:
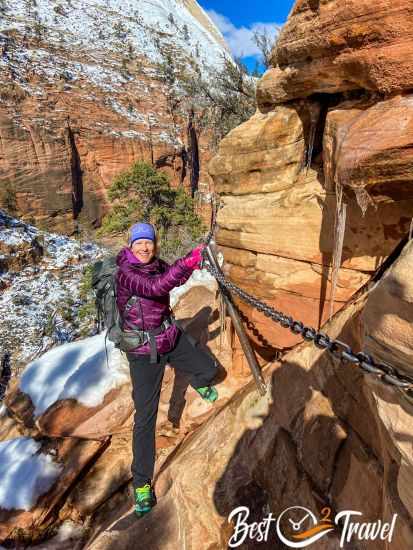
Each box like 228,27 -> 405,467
67,123 -> 84,221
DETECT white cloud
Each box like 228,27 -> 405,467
207,10 -> 281,59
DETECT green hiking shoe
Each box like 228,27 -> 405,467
134,482 -> 157,517
195,385 -> 218,403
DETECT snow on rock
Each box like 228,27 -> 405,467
51,519 -> 85,543
19,332 -> 129,417
170,267 -> 217,308
0,1 -> 228,233
0,210 -> 106,367
0,0 -> 229,99
45,0 -> 224,66
0,227 -> 37,248
0,437 -> 63,511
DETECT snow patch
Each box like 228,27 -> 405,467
170,268 -> 217,308
0,0 -> 229,86
54,519 -> 85,542
0,437 -> 63,511
20,332 -> 129,417
0,209 -> 106,364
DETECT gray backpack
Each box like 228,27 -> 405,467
91,256 -> 123,345
91,255 -> 192,363
91,256 -> 145,354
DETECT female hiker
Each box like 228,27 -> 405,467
115,222 -> 218,517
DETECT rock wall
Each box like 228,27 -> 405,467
0,0 -> 228,233
209,0 -> 413,369
0,92 -> 173,232
258,0 -> 413,104
196,1 -> 413,547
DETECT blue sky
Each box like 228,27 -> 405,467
198,0 -> 295,71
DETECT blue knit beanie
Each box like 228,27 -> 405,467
129,222 -> 156,245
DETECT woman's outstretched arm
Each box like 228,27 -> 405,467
117,245 -> 204,297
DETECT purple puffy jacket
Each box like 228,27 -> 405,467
115,247 -> 193,355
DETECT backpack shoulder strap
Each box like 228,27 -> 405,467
121,295 -> 139,331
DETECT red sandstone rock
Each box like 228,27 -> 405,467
0,437 -> 105,542
36,384 -> 134,439
210,103 -> 412,356
4,377 -> 134,440
257,0 -> 413,106
0,2 -> 226,232
324,94 -> 413,200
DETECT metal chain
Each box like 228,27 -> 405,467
201,232 -> 413,397
203,195 -> 220,248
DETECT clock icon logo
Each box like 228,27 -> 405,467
276,506 -> 334,548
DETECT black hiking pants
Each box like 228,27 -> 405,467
126,330 -> 218,488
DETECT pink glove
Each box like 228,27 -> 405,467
183,244 -> 205,270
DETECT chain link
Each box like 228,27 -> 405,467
203,195 -> 220,249
201,228 -> 413,398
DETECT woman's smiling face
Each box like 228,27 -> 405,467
131,239 -> 155,264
